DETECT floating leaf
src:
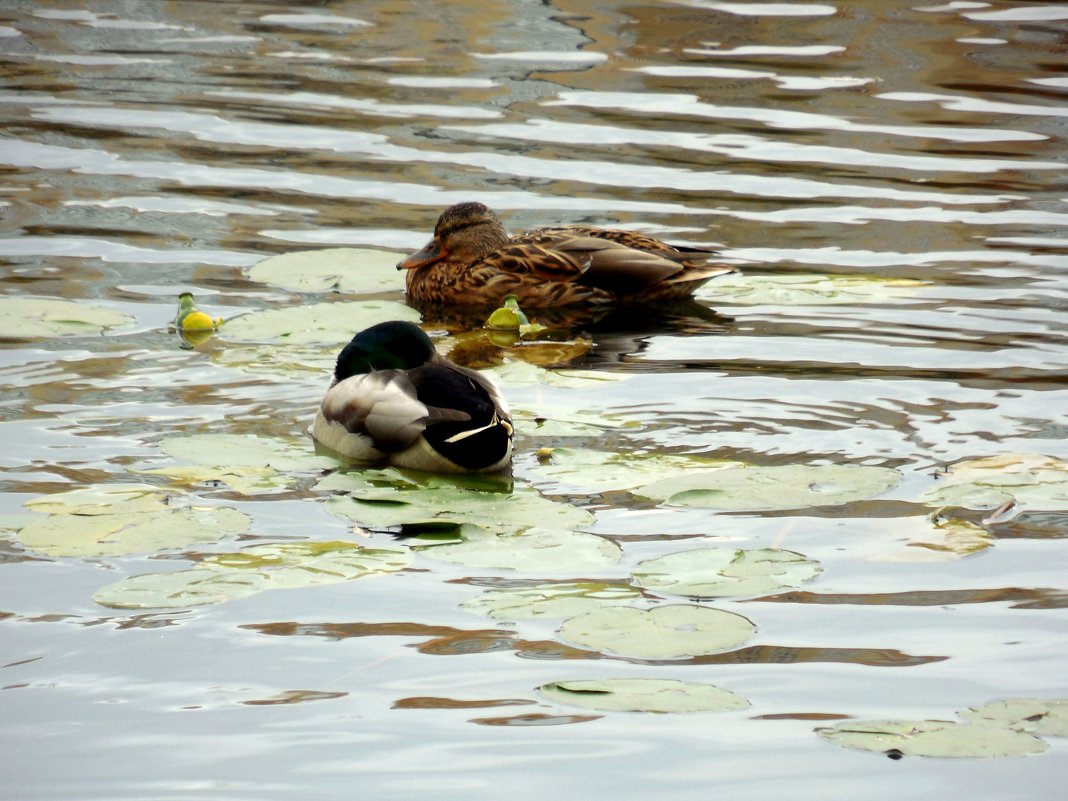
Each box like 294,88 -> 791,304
0,297 -> 134,338
136,465 -> 294,495
816,719 -> 1047,758
462,581 -> 642,621
529,447 -> 739,493
871,517 -> 993,563
511,409 -> 638,439
632,547 -> 821,598
92,540 -> 411,608
247,248 -> 405,294
923,454 -> 1068,511
16,505 -> 251,557
220,300 -> 419,345
698,273 -> 928,306
24,484 -> 169,516
211,341 -> 335,381
322,473 -> 594,534
484,359 -> 627,389
420,526 -> 620,573
635,464 -> 900,511
961,699 -> 1068,737
558,605 -> 756,659
540,678 -> 750,714
159,433 -> 337,471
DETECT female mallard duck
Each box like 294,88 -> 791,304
312,321 -> 513,473
397,202 -> 734,308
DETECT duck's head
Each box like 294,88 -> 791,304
333,321 -> 437,381
397,202 -> 510,271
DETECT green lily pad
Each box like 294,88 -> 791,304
136,465 -> 295,495
558,604 -> 756,659
211,342 -> 334,381
322,472 -> 594,534
420,526 -> 620,573
923,454 -> 1068,511
698,273 -> 928,306
247,248 -> 406,294
0,297 -> 134,339
816,719 -> 1048,758
632,547 -> 821,598
462,581 -> 642,621
16,505 -> 251,557
961,699 -> 1068,737
92,540 -> 411,608
24,484 -> 170,516
635,464 -> 900,511
540,678 -> 750,714
530,448 -> 740,493
220,300 -> 419,345
159,433 -> 338,471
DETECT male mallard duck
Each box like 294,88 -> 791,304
397,202 -> 734,308
312,321 -> 513,473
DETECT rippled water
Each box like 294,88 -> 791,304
2,1 -> 1067,798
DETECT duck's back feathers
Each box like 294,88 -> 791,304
312,321 -> 513,473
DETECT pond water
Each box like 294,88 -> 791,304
2,0 -> 1067,798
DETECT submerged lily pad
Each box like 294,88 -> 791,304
530,448 -> 740,493
816,719 -> 1047,758
462,581 -> 642,621
484,359 -> 628,389
871,517 -> 994,563
961,699 -> 1068,737
220,300 -> 419,345
698,273 -> 928,306
635,464 -> 900,511
0,297 -> 134,338
540,678 -> 750,714
24,484 -> 170,516
16,505 -> 251,557
632,547 -> 821,598
420,526 -> 620,573
558,604 -> 756,659
92,540 -> 411,608
322,472 -> 594,534
248,248 -> 405,294
923,454 -> 1068,511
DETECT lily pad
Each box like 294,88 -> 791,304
462,581 -> 642,621
322,472 -> 594,534
698,273 -> 928,306
420,526 -> 620,573
871,517 -> 994,563
92,540 -> 411,608
0,297 -> 134,339
540,678 -> 750,714
220,300 -> 419,345
961,699 -> 1068,737
159,433 -> 338,471
484,359 -> 628,389
635,464 -> 900,511
24,484 -> 170,516
816,719 -> 1048,758
923,454 -> 1068,511
558,604 -> 756,659
632,547 -> 821,598
530,447 -> 740,493
16,505 -> 251,557
511,410 -> 638,439
211,341 -> 335,381
247,248 -> 405,294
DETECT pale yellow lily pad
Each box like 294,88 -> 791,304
159,433 -> 337,471
961,699 -> 1068,737
420,526 -> 620,573
632,547 -> 821,598
699,273 -> 928,306
16,505 -> 251,557
817,719 -> 1047,758
530,447 -> 740,493
220,300 -> 419,345
0,297 -> 134,338
540,678 -> 750,714
247,248 -> 405,293
92,540 -> 411,608
462,581 -> 642,621
923,454 -> 1068,511
636,464 -> 900,511
871,517 -> 994,563
484,359 -> 627,389
24,484 -> 169,516
558,604 -> 756,659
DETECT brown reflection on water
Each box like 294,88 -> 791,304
470,712 -> 600,727
755,588 -> 1068,610
241,689 -> 348,706
393,696 -> 535,710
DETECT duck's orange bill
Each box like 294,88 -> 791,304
397,241 -> 446,270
